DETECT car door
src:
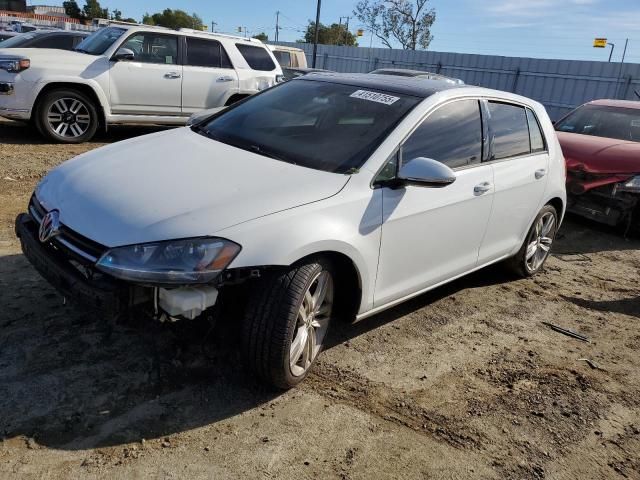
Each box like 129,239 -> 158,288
181,36 -> 239,115
374,99 -> 495,307
477,101 -> 550,263
109,31 -> 182,115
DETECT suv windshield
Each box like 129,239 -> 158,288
195,79 -> 421,174
75,26 -> 125,55
556,104 -> 640,142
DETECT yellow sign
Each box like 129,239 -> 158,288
593,38 -> 607,48
357,29 -> 364,37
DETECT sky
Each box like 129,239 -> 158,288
30,0 -> 640,63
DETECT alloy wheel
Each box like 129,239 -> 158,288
289,270 -> 334,377
46,97 -> 91,139
525,211 -> 556,272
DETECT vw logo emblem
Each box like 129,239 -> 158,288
39,210 -> 61,243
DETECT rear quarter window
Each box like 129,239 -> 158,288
236,44 -> 276,71
488,102 -> 531,160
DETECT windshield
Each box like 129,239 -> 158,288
75,26 -> 125,55
556,104 -> 640,142
195,79 -> 421,174
0,32 -> 37,48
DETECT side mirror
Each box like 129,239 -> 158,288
397,157 -> 456,188
113,47 -> 134,62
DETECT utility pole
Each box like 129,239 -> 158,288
275,11 -> 280,42
339,16 -> 350,45
312,0 -> 321,68
211,21 -> 217,33
614,38 -> 629,99
607,42 -> 615,62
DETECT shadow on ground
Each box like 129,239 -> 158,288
0,252 -> 517,451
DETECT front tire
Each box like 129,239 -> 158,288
36,89 -> 98,143
243,259 -> 335,389
508,204 -> 558,277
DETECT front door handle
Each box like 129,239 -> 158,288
535,169 -> 547,180
164,71 -> 181,79
216,76 -> 234,82
474,182 -> 492,195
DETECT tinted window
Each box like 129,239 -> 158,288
121,33 -> 178,65
527,109 -> 546,152
488,102 -> 530,160
32,34 -> 75,50
402,99 -> 483,169
197,80 -> 421,173
0,32 -> 37,47
236,44 -> 276,71
555,104 -> 640,142
272,50 -> 291,67
186,37 -> 232,68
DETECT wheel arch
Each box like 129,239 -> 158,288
33,81 -> 107,127
547,197 -> 565,222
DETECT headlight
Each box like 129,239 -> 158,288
0,58 -> 30,73
619,176 -> 640,193
96,238 -> 241,284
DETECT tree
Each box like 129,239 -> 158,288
110,9 -> 122,21
62,0 -> 83,20
142,9 -> 204,30
253,32 -> 269,42
302,21 -> 357,46
353,0 -> 436,50
83,0 -> 108,19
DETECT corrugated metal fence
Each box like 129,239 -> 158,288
275,42 -> 640,120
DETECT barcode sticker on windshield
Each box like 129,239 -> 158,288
350,90 -> 400,105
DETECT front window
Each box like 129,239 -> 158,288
555,104 -> 640,142
75,26 -> 126,55
195,79 -> 421,174
120,32 -> 178,65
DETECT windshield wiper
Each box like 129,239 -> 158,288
248,144 -> 296,165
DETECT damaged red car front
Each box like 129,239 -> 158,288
556,100 -> 640,231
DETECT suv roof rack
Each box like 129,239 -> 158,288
107,20 -> 170,30
178,28 -> 261,43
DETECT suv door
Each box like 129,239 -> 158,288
181,37 -> 239,115
109,31 -> 182,115
477,102 -> 550,263
374,99 -> 494,307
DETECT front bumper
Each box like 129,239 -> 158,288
15,213 -> 132,316
567,185 -> 638,226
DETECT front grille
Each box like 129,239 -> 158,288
29,195 -> 107,264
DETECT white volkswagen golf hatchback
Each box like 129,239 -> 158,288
16,73 -> 566,388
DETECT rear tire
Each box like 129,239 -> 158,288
36,89 -> 98,143
507,204 -> 558,277
242,259 -> 335,389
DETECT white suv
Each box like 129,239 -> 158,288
0,23 -> 282,142
16,74 -> 566,388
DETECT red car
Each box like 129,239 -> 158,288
556,99 -> 640,231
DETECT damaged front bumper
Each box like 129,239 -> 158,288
15,213 -> 233,320
566,171 -> 639,227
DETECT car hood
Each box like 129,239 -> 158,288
557,131 -> 640,174
35,128 -> 349,248
0,47 -> 92,64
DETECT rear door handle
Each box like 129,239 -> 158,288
216,76 -> 234,82
164,71 -> 181,79
474,182 -> 492,195
535,169 -> 547,179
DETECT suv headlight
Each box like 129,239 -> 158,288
619,176 -> 640,193
0,58 -> 30,73
96,237 -> 241,284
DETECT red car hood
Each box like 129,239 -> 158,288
557,131 -> 640,174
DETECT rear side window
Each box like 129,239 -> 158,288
32,35 -> 74,50
402,99 -> 483,169
185,37 -> 232,68
272,50 -> 291,67
236,44 -> 276,71
488,102 -> 530,160
526,109 -> 546,152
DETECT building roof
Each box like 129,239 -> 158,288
297,72 -> 464,98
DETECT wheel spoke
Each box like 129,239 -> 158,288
542,215 -> 555,237
55,123 -> 68,136
69,123 -> 83,137
289,326 -> 308,370
76,114 -> 90,124
69,100 -> 82,114
525,241 -> 538,261
53,99 -> 68,113
312,272 -> 329,311
47,113 -> 63,122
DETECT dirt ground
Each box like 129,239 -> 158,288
1,117 -> 639,479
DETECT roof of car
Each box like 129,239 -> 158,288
296,72 -> 465,97
30,30 -> 88,36
587,99 -> 640,110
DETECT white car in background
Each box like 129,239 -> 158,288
16,73 -> 566,389
0,23 -> 282,142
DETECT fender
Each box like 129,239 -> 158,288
32,77 -> 110,121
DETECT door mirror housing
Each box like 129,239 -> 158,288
113,47 -> 135,62
397,157 -> 456,188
